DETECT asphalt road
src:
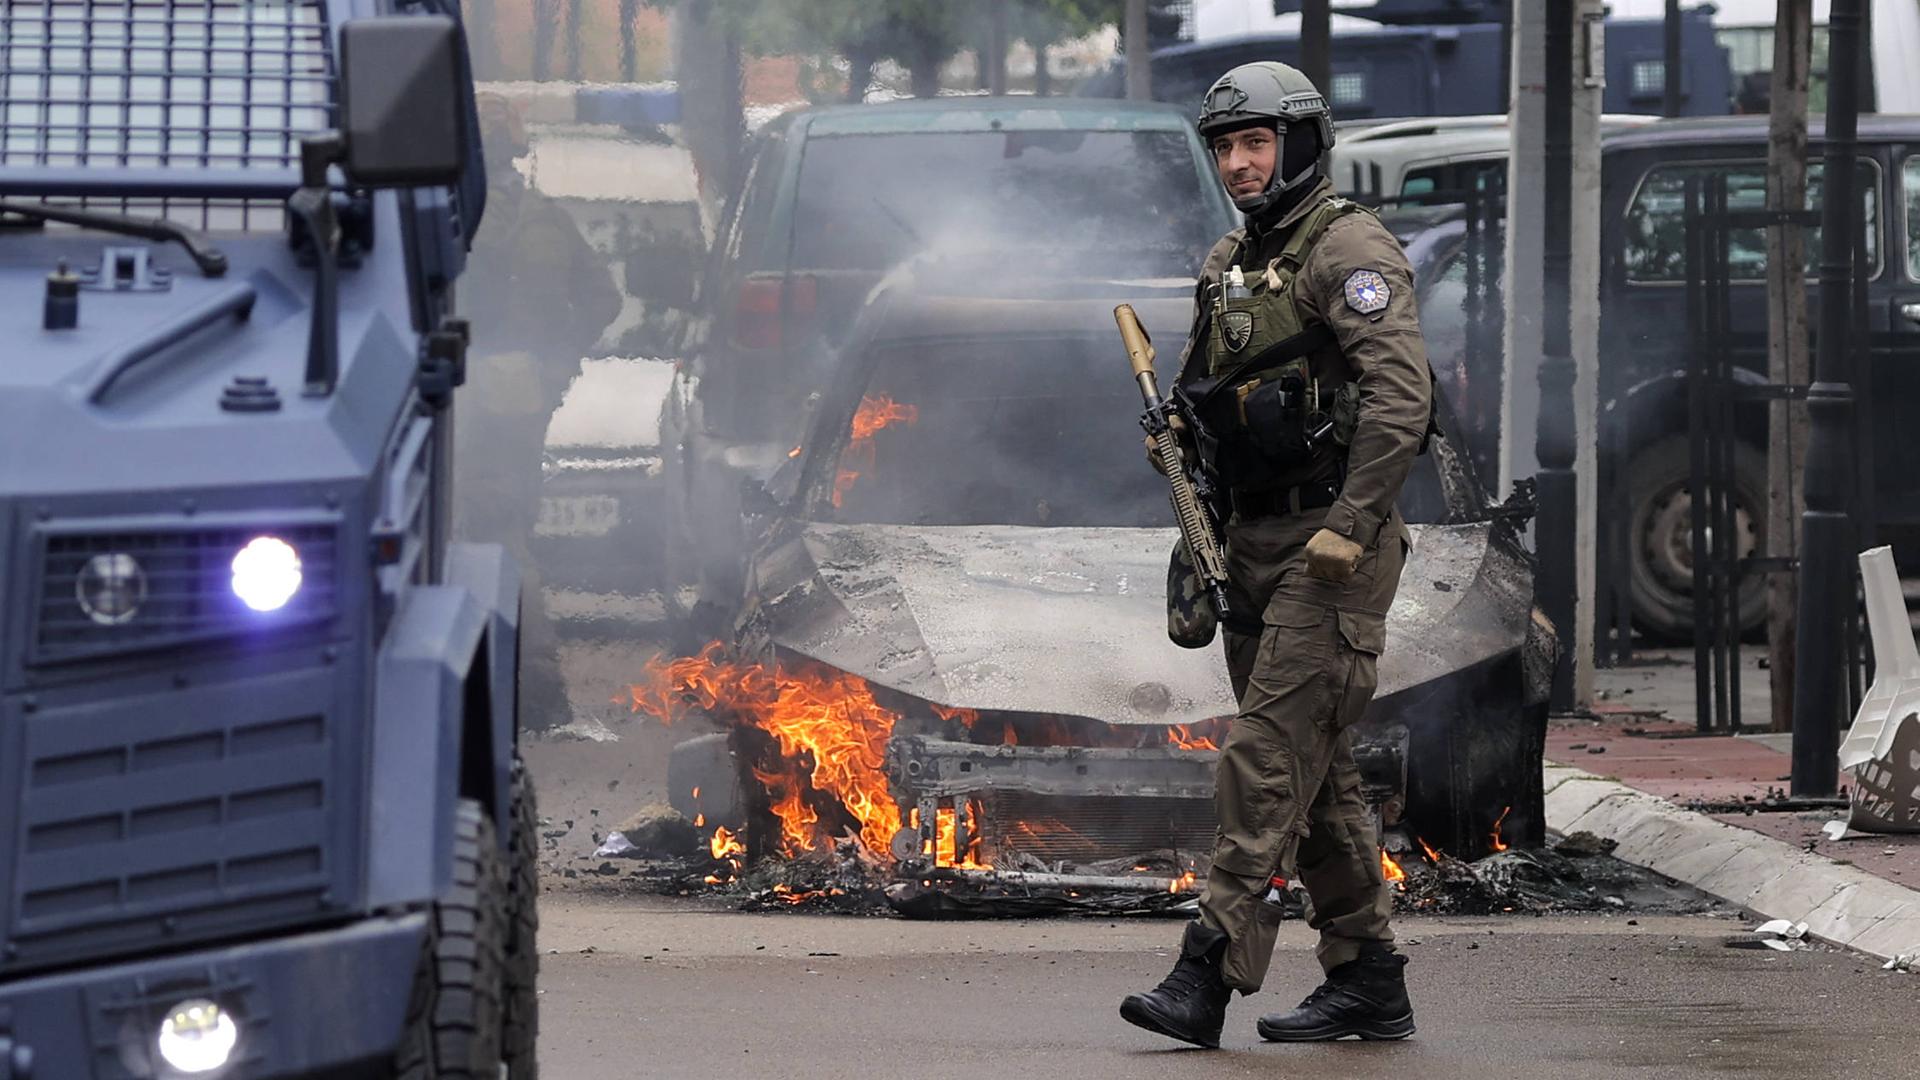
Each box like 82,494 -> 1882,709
533,895 -> 1920,1080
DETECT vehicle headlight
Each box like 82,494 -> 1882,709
76,552 -> 148,625
156,998 -> 239,1074
230,536 -> 303,613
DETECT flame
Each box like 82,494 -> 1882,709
692,786 -> 701,800
788,445 -> 802,458
1168,870 -> 1197,893
933,704 -> 981,728
1167,724 -> 1221,752
694,813 -> 706,828
769,883 -> 846,905
1417,835 -> 1442,863
849,393 -> 918,440
832,394 -> 919,508
631,643 -> 1007,866
710,825 -> 745,861
932,803 -> 988,869
1490,806 -> 1512,853
705,824 -> 746,886
1380,849 -> 1407,886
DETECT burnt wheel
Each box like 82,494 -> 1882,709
1625,436 -> 1766,641
392,799 -> 507,1080
504,757 -> 541,1079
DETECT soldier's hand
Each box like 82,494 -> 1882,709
1145,414 -> 1188,477
1305,527 -> 1364,583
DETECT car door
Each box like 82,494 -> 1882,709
1871,149 -> 1920,535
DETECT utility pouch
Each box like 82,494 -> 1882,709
1235,359 -> 1313,462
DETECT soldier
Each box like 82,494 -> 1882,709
458,92 -> 621,728
1120,62 -> 1435,1048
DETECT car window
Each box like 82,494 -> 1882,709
1907,156 -> 1920,281
789,130 -> 1219,276
1623,159 -> 1880,283
1402,169 -> 1441,198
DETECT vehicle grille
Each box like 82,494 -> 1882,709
0,0 -> 335,233
0,0 -> 335,173
979,792 -> 1216,866
4,665 -> 352,974
34,522 -> 339,665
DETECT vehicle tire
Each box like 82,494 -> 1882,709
391,799 -> 508,1080
1625,436 -> 1767,641
503,757 -> 541,1079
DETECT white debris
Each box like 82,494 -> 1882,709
1837,548 -> 1920,835
1822,820 -> 1850,841
593,831 -> 638,858
544,716 -> 622,743
1882,953 -> 1917,972
1754,919 -> 1810,951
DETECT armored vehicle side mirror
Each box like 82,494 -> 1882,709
338,16 -> 467,188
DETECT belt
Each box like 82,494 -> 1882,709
1230,483 -> 1340,520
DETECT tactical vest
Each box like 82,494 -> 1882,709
1183,197 -> 1368,490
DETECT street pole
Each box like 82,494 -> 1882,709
988,0 -> 1010,96
1125,0 -> 1152,101
1662,0 -> 1683,117
1537,0 -> 1577,710
1570,0 -> 1606,708
1301,0 -> 1332,105
1765,0 -> 1813,734
1790,0 -> 1864,797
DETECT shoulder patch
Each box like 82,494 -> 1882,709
1343,268 -> 1391,315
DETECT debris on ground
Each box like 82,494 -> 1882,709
1882,953 -> 1916,972
609,804 -> 701,858
552,828 -> 1716,921
1748,919 -> 1812,951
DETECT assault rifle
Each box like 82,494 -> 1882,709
1114,304 -> 1233,628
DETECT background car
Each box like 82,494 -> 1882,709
661,96 -> 1239,641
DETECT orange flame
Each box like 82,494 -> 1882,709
629,643 -> 979,865
832,394 -> 919,508
1417,835 -> 1442,863
932,804 -> 988,869
1167,724 -> 1221,752
788,445 -> 803,458
710,825 -> 745,861
1168,870 -> 1198,894
932,704 -> 981,729
1490,806 -> 1511,853
1380,849 -> 1407,886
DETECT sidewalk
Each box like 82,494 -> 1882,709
1543,648 -> 1920,962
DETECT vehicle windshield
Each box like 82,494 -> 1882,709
791,129 -> 1221,278
813,331 -> 1468,530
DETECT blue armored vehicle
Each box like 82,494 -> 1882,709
0,3 -> 537,1077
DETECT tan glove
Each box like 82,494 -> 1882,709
1144,414 -> 1188,477
1305,527 -> 1364,583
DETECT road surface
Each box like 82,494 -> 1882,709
533,893 -> 1918,1079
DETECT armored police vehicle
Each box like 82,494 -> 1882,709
0,3 -> 537,1077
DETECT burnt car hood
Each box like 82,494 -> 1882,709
748,519 -> 1532,729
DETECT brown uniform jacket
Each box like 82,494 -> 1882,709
1176,178 -> 1434,547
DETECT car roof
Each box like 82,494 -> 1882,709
1340,113 -> 1657,146
779,95 -> 1198,137
1602,113 -> 1920,151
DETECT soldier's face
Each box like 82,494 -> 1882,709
1211,127 -> 1277,203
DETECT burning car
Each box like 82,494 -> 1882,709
640,254 -> 1554,898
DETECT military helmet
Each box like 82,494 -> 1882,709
1197,61 -> 1334,213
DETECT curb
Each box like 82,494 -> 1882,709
1544,762 -> 1920,962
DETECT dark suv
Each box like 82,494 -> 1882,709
662,97 -> 1237,635
1391,115 -> 1920,638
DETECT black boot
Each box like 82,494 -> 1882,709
1255,944 -> 1414,1042
1120,922 -> 1233,1049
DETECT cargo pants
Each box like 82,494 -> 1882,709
1197,507 -> 1409,993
